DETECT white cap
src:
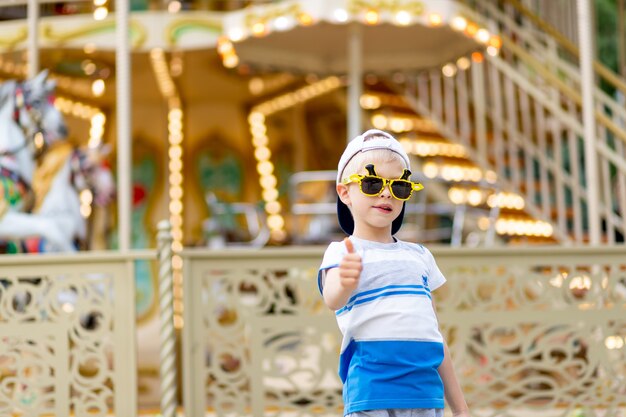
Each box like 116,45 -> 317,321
336,129 -> 411,184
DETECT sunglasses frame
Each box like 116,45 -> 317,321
343,173 -> 424,201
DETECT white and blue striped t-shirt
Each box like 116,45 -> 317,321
318,236 -> 446,415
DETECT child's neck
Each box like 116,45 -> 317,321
351,229 -> 395,244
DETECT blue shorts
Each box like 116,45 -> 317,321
346,409 -> 444,417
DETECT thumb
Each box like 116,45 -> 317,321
344,237 -> 355,254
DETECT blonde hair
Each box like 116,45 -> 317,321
340,135 -> 407,181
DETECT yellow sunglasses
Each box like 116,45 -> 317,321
342,164 -> 424,201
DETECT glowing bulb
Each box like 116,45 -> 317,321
93,6 -> 108,20
91,79 -> 105,97
394,11 -> 411,26
364,10 -> 379,25
333,9 -> 349,22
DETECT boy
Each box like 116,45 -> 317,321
318,129 -> 470,417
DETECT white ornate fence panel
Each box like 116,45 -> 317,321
0,251 -> 147,417
181,246 -> 626,417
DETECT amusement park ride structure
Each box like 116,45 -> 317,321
0,0 -> 623,252
0,0 -> 625,415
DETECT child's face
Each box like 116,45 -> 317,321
338,157 -> 407,240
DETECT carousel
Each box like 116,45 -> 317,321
1,0 -> 623,411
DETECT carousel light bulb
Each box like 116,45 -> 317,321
466,23 -> 478,36
170,172 -> 182,186
80,205 -> 92,218
451,16 -> 467,31
364,10 -> 379,25
333,9 -> 349,23
93,0 -> 107,6
442,63 -> 457,78
448,188 -> 465,205
92,112 -> 106,125
471,52 -> 484,63
227,28 -> 246,42
297,13 -> 314,26
456,56 -> 471,70
169,186 -> 183,200
254,146 -> 271,161
265,201 -> 281,214
267,214 -> 285,230
33,132 -> 44,149
467,189 -> 483,206
262,188 -> 279,202
476,28 -> 490,43
489,36 -> 502,49
78,189 -> 93,205
428,13 -> 443,26
169,145 -> 182,159
487,46 -> 499,57
248,111 -> 265,124
169,200 -> 183,215
252,135 -> 268,147
273,16 -> 293,31
223,54 -> 239,69
260,174 -> 277,189
423,162 -> 438,179
93,6 -> 108,20
257,161 -> 274,176
167,0 -> 181,13
217,40 -> 234,55
91,79 -> 105,97
478,217 -> 490,231
251,22 -> 267,37
371,114 -> 387,129
394,10 -> 411,26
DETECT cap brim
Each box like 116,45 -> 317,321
337,198 -> 406,236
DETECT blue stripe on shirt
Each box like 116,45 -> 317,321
336,285 -> 431,315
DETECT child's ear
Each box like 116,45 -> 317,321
336,183 -> 351,207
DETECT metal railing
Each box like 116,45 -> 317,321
180,244 -> 626,416
400,36 -> 626,244
0,250 -> 152,417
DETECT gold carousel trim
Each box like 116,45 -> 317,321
166,18 -> 222,46
41,20 -> 148,49
0,27 -> 27,49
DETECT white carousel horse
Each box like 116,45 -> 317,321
0,70 -> 70,250
18,141 -> 115,253
0,70 -> 67,188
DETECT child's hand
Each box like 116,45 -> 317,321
339,238 -> 362,291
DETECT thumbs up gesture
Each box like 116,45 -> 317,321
339,238 -> 362,291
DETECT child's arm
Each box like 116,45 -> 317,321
433,299 -> 470,417
439,341 -> 470,416
322,239 -> 362,310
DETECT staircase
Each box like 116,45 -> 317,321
357,0 -> 626,246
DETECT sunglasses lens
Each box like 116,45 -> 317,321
391,181 -> 412,199
361,176 -> 384,195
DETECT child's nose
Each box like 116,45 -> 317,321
380,182 -> 393,198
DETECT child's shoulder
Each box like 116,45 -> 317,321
396,239 -> 429,254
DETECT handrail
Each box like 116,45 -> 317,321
0,249 -> 157,264
500,34 -> 626,146
459,0 -> 626,124
504,0 -> 626,97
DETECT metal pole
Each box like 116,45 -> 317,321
577,0 -> 601,245
347,23 -> 362,142
116,0 -> 132,251
157,220 -> 178,417
26,0 -> 38,78
618,0 -> 625,78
